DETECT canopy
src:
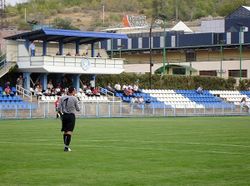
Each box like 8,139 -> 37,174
5,28 -> 128,44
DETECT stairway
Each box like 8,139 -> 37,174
0,57 -> 16,78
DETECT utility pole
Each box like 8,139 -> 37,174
239,27 -> 243,81
149,26 -> 153,89
102,1 -> 105,25
220,40 -> 224,78
175,0 -> 178,21
159,14 -> 167,75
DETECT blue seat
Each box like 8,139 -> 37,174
11,87 -> 17,93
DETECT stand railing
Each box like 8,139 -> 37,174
16,85 -> 33,102
0,101 -> 249,119
0,54 -> 16,78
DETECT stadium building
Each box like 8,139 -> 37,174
100,6 -> 250,80
2,28 -> 127,91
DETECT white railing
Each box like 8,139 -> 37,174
0,102 -> 249,119
0,53 -> 18,78
0,61 -> 16,78
17,55 -> 124,70
100,87 -> 116,102
16,85 -> 33,102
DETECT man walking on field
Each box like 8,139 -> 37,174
58,87 -> 80,152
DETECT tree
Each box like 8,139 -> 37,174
52,17 -> 79,30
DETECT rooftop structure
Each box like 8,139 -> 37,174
3,28 -> 128,91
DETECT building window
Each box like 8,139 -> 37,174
199,71 -> 217,76
186,50 -> 196,61
228,70 -> 247,78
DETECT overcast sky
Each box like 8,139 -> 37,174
6,0 -> 28,6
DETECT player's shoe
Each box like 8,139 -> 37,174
64,147 -> 72,152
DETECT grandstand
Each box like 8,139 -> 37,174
115,88 -> 250,110
100,6 -> 250,79
0,16 -> 250,119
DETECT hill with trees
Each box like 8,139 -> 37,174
2,0 -> 250,30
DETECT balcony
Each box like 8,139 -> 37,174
17,55 -> 124,74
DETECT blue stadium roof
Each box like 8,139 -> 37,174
5,28 -> 128,44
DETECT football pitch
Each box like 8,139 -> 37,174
0,117 -> 250,186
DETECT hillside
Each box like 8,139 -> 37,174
2,0 -> 250,30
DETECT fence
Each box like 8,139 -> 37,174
0,101 -> 249,119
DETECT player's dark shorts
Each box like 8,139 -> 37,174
61,113 -> 75,132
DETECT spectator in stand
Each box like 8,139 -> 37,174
196,86 -> 203,94
145,97 -> 151,104
82,83 -> 87,91
16,75 -> 23,88
55,84 -> 62,96
138,96 -> 144,104
47,80 -> 54,90
122,84 -> 128,91
85,86 -> 93,96
83,49 -> 88,56
76,88 -> 84,98
34,84 -> 43,99
124,86 -> 133,96
114,82 -> 121,92
106,83 -> 115,93
51,88 -> 56,96
90,78 -> 95,90
240,97 -> 249,112
5,81 -> 10,88
96,52 -> 101,57
44,88 -> 52,96
29,41 -> 36,56
130,97 -> 138,104
92,87 -> 101,96
133,84 -> 140,92
4,85 -> 12,96
66,52 -> 72,56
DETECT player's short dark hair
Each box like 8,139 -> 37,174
68,86 -> 75,94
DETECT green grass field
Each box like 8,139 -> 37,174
0,117 -> 250,186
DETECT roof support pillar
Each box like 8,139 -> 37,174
59,40 -> 64,55
73,74 -> 80,91
25,38 -> 30,51
41,73 -> 48,90
91,43 -> 94,57
23,72 -> 31,91
43,40 -> 47,56
90,75 -> 96,88
75,40 -> 80,55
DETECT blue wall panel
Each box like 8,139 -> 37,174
112,39 -> 118,50
153,37 -> 160,48
244,32 -> 250,43
142,37 -> 149,48
121,39 -> 128,49
132,38 -> 138,49
101,40 -> 107,50
166,34 -> 172,47
231,32 -> 239,44
178,33 -> 213,47
213,33 -> 226,45
102,30 -> 250,51
225,18 -> 250,32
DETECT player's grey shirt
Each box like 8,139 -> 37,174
58,95 -> 80,114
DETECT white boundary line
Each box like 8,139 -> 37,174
0,141 -> 249,155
